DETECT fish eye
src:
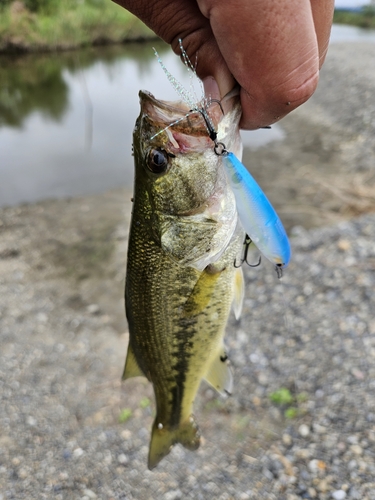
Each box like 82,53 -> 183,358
147,148 -> 169,174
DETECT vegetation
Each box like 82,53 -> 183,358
269,387 -> 308,419
118,408 -> 132,423
334,6 -> 375,29
0,0 -> 155,53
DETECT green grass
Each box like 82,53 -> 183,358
0,0 -> 155,52
118,408 -> 132,423
269,387 -> 308,419
333,7 -> 375,29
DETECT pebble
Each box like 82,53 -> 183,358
350,445 -> 363,456
298,424 -> 310,437
332,490 -> 347,500
117,453 -> 128,465
83,490 -> 97,499
73,448 -> 84,458
164,490 -> 183,500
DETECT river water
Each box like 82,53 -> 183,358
1,24 -> 374,208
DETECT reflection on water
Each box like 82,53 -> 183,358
0,42 -> 187,207
0,55 -> 69,127
1,25 -> 375,208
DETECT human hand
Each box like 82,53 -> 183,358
113,0 -> 334,129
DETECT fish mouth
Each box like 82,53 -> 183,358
140,90 -> 215,136
139,89 -> 241,154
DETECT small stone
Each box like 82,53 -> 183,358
83,490 -> 97,499
298,424 -> 310,437
87,304 -> 100,314
258,373 -> 268,386
18,468 -> 28,479
313,423 -> 327,434
350,445 -> 363,456
318,479 -> 329,493
73,448 -> 84,458
308,459 -> 326,473
26,416 -> 37,426
337,239 -> 351,251
239,493 -> 250,500
121,429 -> 132,440
332,490 -> 346,500
347,459 -> 357,470
164,490 -> 182,500
347,435 -> 358,445
36,312 -> 48,323
308,488 -> 317,498
282,433 -> 293,446
118,454 -> 128,465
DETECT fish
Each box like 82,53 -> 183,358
124,88 -> 245,469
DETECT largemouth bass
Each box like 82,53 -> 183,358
124,89 -> 244,469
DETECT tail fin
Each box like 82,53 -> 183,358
148,416 -> 200,470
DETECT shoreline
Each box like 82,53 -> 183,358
0,33 -> 158,55
0,2 -> 156,55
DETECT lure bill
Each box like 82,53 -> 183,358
221,151 -> 291,275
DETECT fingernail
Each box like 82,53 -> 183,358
203,77 -> 220,100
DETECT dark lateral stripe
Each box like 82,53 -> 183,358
169,315 -> 197,428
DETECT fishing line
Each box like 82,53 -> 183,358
74,53 -> 93,152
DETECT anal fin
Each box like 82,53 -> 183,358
204,348 -> 233,396
122,343 -> 145,380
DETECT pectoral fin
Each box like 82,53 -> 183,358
122,343 -> 145,380
232,266 -> 244,320
148,416 -> 200,470
204,348 -> 233,396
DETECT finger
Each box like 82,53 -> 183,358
197,0 -> 332,129
311,0 -> 335,67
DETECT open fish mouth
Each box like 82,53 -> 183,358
140,90 -> 221,137
139,89 -> 242,156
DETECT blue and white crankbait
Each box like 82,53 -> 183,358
215,145 -> 291,276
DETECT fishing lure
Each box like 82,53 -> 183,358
214,143 -> 291,277
154,40 -> 291,276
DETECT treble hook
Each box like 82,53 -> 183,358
234,234 -> 262,268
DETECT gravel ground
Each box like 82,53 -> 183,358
1,42 -> 375,499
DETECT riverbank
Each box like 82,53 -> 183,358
334,7 -> 375,29
0,1 -> 155,53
